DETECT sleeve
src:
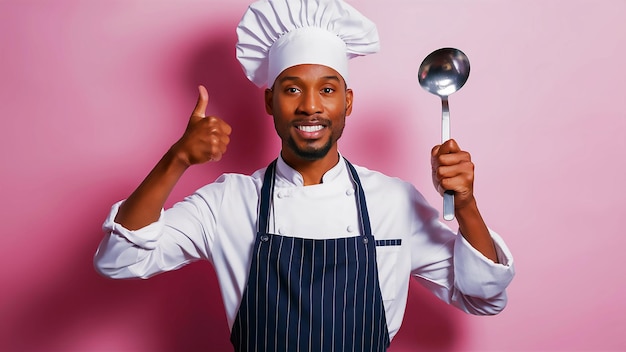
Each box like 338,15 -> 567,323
453,229 -> 515,299
409,189 -> 515,315
93,177 -> 228,279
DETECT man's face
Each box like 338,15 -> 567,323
265,64 -> 353,162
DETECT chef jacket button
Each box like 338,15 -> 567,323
278,228 -> 285,235
362,237 -> 369,244
346,188 -> 354,196
277,191 -> 285,199
347,225 -> 355,233
260,235 -> 269,242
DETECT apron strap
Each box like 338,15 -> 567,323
257,158 -> 371,237
257,159 -> 277,234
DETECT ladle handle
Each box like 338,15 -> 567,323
441,98 -> 455,221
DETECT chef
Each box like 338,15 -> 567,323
94,0 -> 515,351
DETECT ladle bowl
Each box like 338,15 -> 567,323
418,48 -> 470,97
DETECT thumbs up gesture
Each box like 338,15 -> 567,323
171,85 -> 232,166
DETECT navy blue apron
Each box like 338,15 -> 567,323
230,159 -> 390,351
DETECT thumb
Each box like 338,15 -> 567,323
191,85 -> 209,118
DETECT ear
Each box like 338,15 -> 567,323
345,88 -> 354,116
264,88 -> 274,115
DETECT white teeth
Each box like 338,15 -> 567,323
298,125 -> 323,132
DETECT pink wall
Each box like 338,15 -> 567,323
1,0 -> 625,351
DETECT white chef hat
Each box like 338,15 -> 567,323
236,0 -> 380,88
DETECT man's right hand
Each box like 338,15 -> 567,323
114,85 -> 232,230
171,85 -> 232,166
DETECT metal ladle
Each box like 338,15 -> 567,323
418,47 -> 470,221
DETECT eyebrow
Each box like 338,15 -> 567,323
278,75 -> 341,84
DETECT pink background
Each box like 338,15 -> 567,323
1,0 -> 625,351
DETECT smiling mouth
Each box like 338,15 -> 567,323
297,125 -> 324,132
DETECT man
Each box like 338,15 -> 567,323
94,0 -> 515,351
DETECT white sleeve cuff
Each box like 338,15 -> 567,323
101,200 -> 165,250
453,229 -> 515,298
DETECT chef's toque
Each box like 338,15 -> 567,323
236,0 -> 380,88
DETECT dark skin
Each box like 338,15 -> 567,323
264,64 -> 353,185
115,64 -> 498,263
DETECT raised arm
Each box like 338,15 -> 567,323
430,139 -> 498,263
114,85 -> 232,230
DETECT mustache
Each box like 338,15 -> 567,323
291,116 -> 331,126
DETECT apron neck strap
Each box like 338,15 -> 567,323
257,159 -> 277,234
257,158 -> 372,237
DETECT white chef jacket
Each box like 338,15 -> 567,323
94,154 -> 515,341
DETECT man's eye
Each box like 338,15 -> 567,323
322,88 -> 334,94
287,87 -> 300,93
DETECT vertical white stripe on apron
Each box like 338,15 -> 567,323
284,238 -> 294,351
352,237 -> 359,349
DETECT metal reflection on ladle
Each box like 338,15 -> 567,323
418,47 -> 471,221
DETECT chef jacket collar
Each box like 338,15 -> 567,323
275,153 -> 346,187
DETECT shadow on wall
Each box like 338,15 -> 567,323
4,28 -> 465,352
390,281 -> 465,351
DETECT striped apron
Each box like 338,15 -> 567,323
230,159 -> 390,351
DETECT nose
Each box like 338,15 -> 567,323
296,90 -> 322,115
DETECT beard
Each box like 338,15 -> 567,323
287,136 -> 334,161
